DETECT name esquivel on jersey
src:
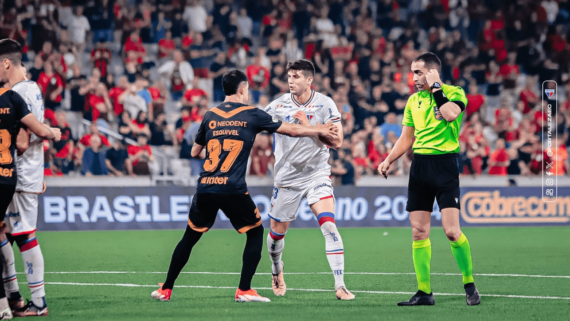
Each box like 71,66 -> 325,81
0,89 -> 32,184
194,102 -> 282,194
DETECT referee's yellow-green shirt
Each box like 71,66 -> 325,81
402,84 -> 467,155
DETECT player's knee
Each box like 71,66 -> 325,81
445,229 -> 462,242
412,226 -> 430,241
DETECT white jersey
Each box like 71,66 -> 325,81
265,90 -> 341,186
11,81 -> 44,193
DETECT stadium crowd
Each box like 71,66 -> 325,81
1,0 -> 570,184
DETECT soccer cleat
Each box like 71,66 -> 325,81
464,283 -> 481,306
397,290 -> 435,306
0,307 -> 12,320
235,289 -> 270,302
272,262 -> 286,296
12,301 -> 48,317
335,286 -> 355,300
151,283 -> 172,302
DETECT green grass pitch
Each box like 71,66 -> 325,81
13,227 -> 570,320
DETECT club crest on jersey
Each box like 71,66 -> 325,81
306,113 -> 315,121
545,89 -> 555,99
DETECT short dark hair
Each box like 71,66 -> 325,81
0,39 -> 22,65
413,52 -> 442,71
286,59 -> 315,78
222,69 -> 248,95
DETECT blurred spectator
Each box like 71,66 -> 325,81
250,134 -> 273,177
135,76 -> 153,120
148,81 -> 168,119
149,113 -> 176,146
90,41 -> 112,77
80,123 -> 112,149
182,78 -> 207,108
53,111 -> 75,174
132,111 -> 152,138
120,84 -> 147,119
109,76 -> 129,116
158,30 -> 176,59
488,139 -> 510,176
118,111 -> 135,141
124,32 -> 146,64
379,113 -> 402,139
210,51 -> 235,102
237,8 -> 253,40
106,140 -> 134,177
465,83 -> 485,116
128,134 -> 155,176
331,149 -> 355,185
67,64 -> 89,138
158,50 -> 194,101
87,83 -> 113,126
81,135 -> 109,176
183,0 -> 208,33
28,55 -> 43,82
246,56 -> 270,104
37,61 -> 63,110
67,6 -> 91,65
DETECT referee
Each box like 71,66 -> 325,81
378,52 -> 480,306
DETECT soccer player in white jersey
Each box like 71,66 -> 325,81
0,44 -> 49,316
264,59 -> 354,300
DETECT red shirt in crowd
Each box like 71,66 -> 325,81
80,134 -> 111,148
128,144 -> 152,166
88,94 -> 106,121
158,39 -> 176,58
108,86 -> 126,115
519,88 -> 537,114
183,88 -> 207,104
124,37 -> 146,55
246,65 -> 270,90
147,87 -> 163,101
466,93 -> 485,115
488,148 -> 509,176
91,48 -> 112,77
37,72 -> 63,102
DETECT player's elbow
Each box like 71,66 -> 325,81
17,141 -> 29,154
331,140 -> 342,150
443,112 -> 460,122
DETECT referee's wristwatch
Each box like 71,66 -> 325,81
430,82 -> 442,90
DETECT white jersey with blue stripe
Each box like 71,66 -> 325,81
11,80 -> 45,193
265,90 -> 341,187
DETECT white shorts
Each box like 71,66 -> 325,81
5,192 -> 38,236
269,176 -> 334,222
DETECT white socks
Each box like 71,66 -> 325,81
0,239 -> 19,297
267,230 -> 285,275
318,212 -> 345,289
19,237 -> 46,308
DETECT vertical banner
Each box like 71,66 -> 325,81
542,81 -> 558,201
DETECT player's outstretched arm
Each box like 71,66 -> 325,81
377,125 -> 414,179
292,110 -> 343,149
20,114 -> 61,141
276,121 -> 338,141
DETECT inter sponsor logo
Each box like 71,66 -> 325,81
313,183 -> 331,191
5,212 -> 20,218
201,177 -> 229,185
209,121 -> 216,129
0,168 -> 14,177
0,108 -> 10,114
460,191 -> 570,223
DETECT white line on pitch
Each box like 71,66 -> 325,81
38,282 -> 570,300
31,271 -> 570,279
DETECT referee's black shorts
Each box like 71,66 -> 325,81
406,153 -> 460,212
